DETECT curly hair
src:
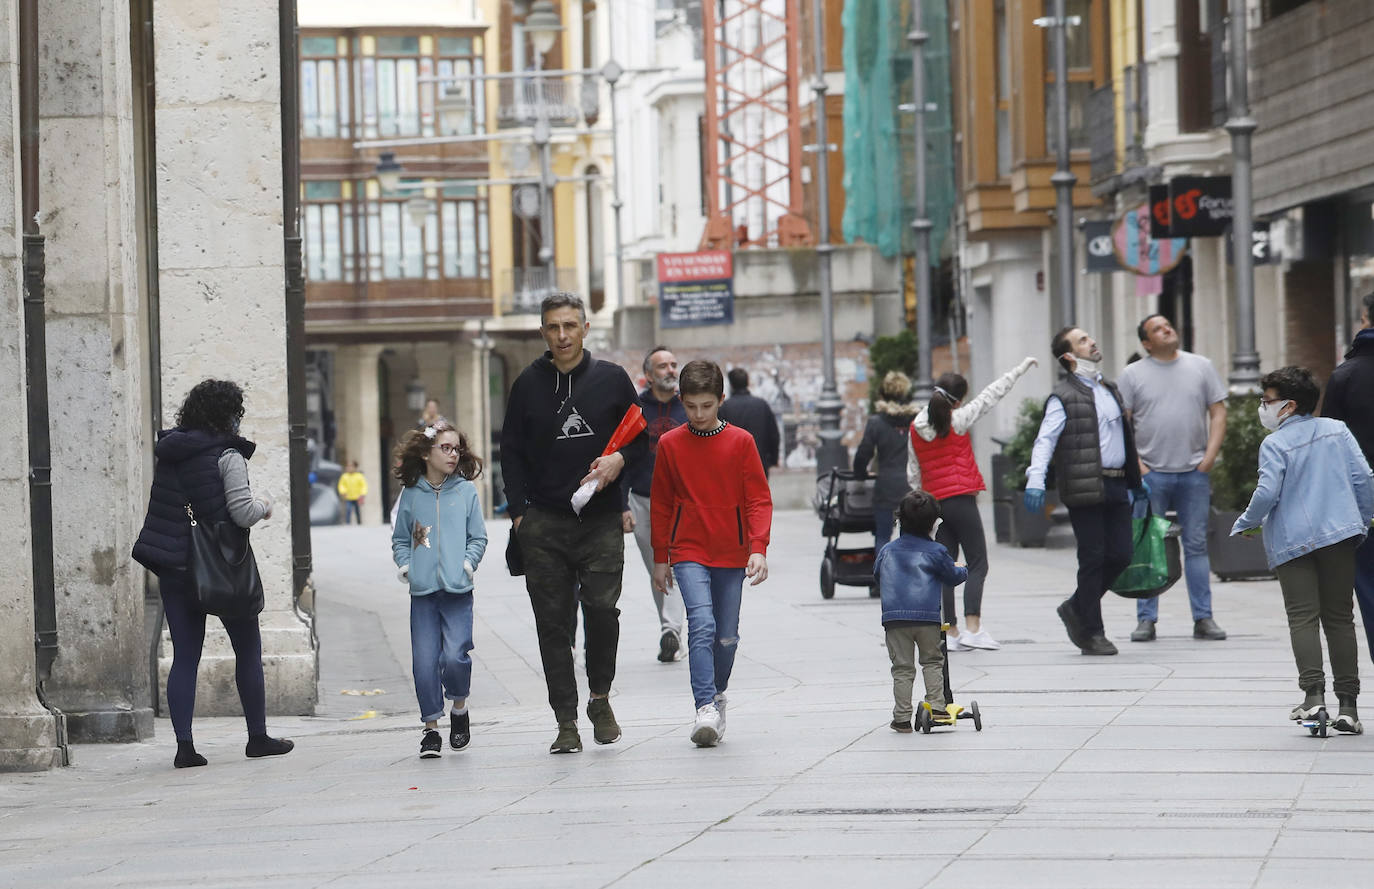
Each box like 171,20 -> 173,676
391,420 -> 484,487
1260,366 -> 1320,416
175,379 -> 245,435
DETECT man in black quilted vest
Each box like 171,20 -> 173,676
1023,327 -> 1146,655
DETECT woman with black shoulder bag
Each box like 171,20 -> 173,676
133,379 -> 294,769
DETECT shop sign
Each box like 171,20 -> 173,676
1168,175 -> 1233,237
1112,203 -> 1189,276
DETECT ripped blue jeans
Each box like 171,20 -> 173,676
673,562 -> 745,709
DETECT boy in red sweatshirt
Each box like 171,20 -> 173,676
651,360 -> 773,746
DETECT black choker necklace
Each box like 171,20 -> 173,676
689,420 -> 728,437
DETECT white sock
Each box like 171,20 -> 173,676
451,706 -> 468,717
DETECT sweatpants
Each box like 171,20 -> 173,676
1274,537 -> 1362,700
936,494 -> 989,619
159,571 -> 267,742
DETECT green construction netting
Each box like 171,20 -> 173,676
842,0 -> 955,261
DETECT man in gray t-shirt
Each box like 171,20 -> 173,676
1118,315 -> 1228,642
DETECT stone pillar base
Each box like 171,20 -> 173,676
0,711 -> 67,772
158,612 -> 318,719
65,707 -> 155,743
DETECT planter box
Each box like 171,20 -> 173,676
990,453 -> 1013,543
1208,508 -> 1275,581
1011,489 -> 1061,548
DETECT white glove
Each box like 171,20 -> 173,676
397,564 -> 410,585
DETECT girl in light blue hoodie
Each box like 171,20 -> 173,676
391,419 -> 488,759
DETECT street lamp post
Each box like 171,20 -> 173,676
526,0 -> 564,289
908,6 -> 933,401
1036,3 -> 1078,327
1225,5 -> 1260,394
810,0 -> 845,475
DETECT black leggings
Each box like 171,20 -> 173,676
160,571 -> 267,741
936,495 -> 989,620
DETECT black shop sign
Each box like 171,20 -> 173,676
1167,176 -> 1233,238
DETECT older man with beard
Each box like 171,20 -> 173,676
621,346 -> 689,662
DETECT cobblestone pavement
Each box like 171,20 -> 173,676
4,509 -> 1374,888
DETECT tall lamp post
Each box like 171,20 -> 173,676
908,5 -> 933,401
810,0 -> 845,474
526,0 -> 564,288
1225,4 -> 1260,394
1035,3 -> 1079,327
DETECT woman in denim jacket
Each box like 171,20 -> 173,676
1232,367 -> 1374,733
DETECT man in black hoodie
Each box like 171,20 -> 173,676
719,368 -> 780,476
501,292 -> 648,754
1323,292 -> 1374,663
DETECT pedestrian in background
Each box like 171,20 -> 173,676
500,292 -> 647,754
391,419 -> 488,759
651,360 -> 772,747
907,357 -> 1037,651
132,379 -> 294,769
1118,314 -> 1228,643
854,371 -> 918,567
337,460 -> 368,524
1232,367 -> 1374,733
417,398 -> 443,431
1025,327 -> 1147,656
621,345 -> 688,664
1322,292 -> 1374,663
719,368 -> 780,477
877,491 -> 968,733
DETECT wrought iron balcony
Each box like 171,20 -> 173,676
496,76 -> 599,129
499,267 -> 579,315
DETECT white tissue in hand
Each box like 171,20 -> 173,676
570,479 -> 600,515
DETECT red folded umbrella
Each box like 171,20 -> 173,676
601,404 -> 646,457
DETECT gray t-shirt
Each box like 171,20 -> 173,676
1118,351 -> 1227,472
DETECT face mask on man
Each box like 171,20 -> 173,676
1257,398 -> 1290,431
1073,356 -> 1101,378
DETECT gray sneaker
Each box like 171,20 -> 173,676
1130,619 -> 1156,642
586,697 -> 622,745
1194,618 -> 1227,640
549,722 -> 582,754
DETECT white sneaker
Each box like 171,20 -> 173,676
713,693 -> 728,740
962,629 -> 1002,650
947,632 -> 970,652
691,703 -> 721,747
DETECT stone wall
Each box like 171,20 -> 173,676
153,0 -> 316,716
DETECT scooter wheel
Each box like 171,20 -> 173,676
970,700 -> 983,732
917,707 -> 932,734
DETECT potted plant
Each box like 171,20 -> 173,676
1000,398 -> 1060,547
1207,394 -> 1275,580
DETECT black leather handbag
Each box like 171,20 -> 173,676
184,503 -> 265,617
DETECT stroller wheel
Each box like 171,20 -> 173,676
820,555 -> 836,599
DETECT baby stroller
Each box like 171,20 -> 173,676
815,469 -> 880,599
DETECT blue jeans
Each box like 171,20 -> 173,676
1137,469 -> 1214,622
874,508 -> 896,561
344,500 -> 361,524
673,562 -> 745,709
1355,533 -> 1374,666
409,591 -> 474,723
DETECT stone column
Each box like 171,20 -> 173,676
0,0 -> 64,771
334,343 -> 384,525
37,0 -> 153,742
153,0 -> 317,717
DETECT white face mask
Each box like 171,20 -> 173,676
1258,399 -> 1290,431
1073,356 -> 1101,378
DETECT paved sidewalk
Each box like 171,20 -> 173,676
4,509 -> 1374,888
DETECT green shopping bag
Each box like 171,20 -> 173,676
1109,503 -> 1183,599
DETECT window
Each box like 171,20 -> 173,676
1043,0 -> 1096,154
302,180 -> 353,282
302,36 -> 351,138
354,33 -> 485,140
435,38 -> 486,136
302,179 -> 490,284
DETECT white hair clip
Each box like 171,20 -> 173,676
424,426 -> 437,439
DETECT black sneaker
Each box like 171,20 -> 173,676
1082,634 -> 1119,656
1057,599 -> 1090,650
1130,619 -> 1156,642
450,711 -> 470,750
586,696 -> 622,744
890,718 -> 913,734
549,721 -> 582,754
1193,618 -> 1227,640
658,630 -> 681,663
420,729 -> 442,759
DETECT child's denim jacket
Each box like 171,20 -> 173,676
874,534 -> 968,624
1231,415 -> 1374,569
